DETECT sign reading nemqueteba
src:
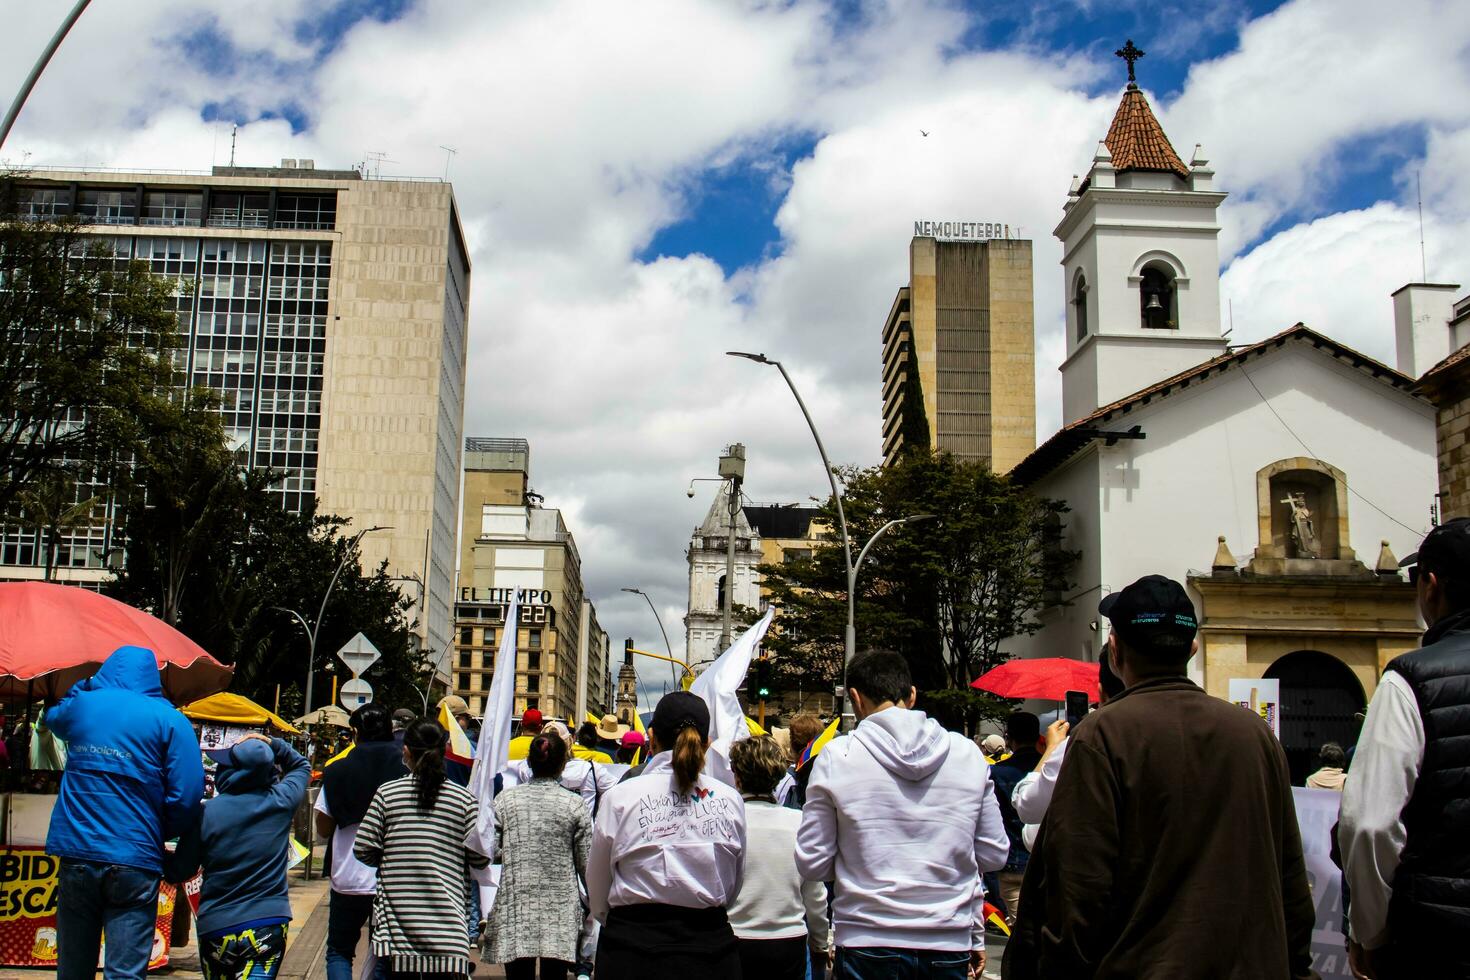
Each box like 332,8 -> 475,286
913,220 -> 1011,241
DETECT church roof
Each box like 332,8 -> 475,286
1103,85 -> 1190,179
1010,324 -> 1421,486
1417,340 -> 1470,389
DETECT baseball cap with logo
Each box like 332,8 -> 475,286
1400,517 -> 1470,584
1099,574 -> 1199,661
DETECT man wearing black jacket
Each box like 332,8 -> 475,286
314,703 -> 407,980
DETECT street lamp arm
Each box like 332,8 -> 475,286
623,588 -> 678,685
628,646 -> 694,684
0,0 -> 92,151
852,514 -> 938,589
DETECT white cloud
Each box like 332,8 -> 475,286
2,0 -> 1468,677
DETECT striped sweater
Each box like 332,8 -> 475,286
353,775 -> 489,975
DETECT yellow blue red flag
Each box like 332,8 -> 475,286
797,716 -> 840,769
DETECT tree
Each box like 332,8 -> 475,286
0,187 -> 182,523
758,452 -> 1077,732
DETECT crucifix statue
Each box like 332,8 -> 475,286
1116,39 -> 1145,83
1280,491 -> 1320,559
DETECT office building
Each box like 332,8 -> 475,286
5,162 -> 471,669
881,235 -> 1035,471
453,438 -> 608,719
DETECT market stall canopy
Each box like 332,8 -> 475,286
971,657 -> 1101,702
0,582 -> 233,704
183,692 -> 299,734
294,705 -> 351,729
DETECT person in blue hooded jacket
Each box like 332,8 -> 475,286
167,733 -> 309,980
44,645 -> 206,980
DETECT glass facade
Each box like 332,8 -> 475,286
0,218 -> 335,569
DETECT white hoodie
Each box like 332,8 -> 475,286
795,707 -> 1009,951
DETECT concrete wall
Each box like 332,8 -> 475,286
1433,365 -> 1470,519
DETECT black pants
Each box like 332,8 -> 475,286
504,959 -> 569,980
737,936 -> 807,980
326,890 -> 375,975
596,904 -> 738,980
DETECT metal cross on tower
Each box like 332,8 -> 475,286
1116,39 -> 1145,83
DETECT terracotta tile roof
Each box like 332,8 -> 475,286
1009,324 -> 1420,486
1104,86 -> 1190,179
1417,341 -> 1470,386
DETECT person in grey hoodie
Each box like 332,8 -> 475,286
796,649 -> 1009,980
167,734 -> 310,980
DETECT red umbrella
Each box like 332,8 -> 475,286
0,582 -> 233,704
971,657 -> 1100,701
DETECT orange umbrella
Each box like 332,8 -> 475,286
0,582 -> 233,704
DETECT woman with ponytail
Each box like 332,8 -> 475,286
354,719 -> 488,979
483,733 -> 591,979
585,692 -> 747,979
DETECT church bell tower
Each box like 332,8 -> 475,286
1056,40 -> 1228,422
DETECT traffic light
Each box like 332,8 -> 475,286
752,658 -> 772,701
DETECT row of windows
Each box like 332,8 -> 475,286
14,186 -> 337,231
459,626 -> 543,649
456,672 -> 549,694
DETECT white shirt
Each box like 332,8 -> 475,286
503,757 -> 621,814
1338,670 -> 1425,949
586,751 -> 747,924
313,791 -> 377,896
726,799 -> 829,947
1012,737 -> 1068,825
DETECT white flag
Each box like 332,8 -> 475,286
468,594 -> 520,860
690,606 -> 774,745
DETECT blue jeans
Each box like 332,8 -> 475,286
57,858 -> 160,980
834,947 -> 970,980
326,891 -> 375,980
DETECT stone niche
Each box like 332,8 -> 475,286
1249,457 -> 1366,578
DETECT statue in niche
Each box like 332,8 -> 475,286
1280,491 -> 1320,559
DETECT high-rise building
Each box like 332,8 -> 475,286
6,162 -> 470,669
881,235 -> 1035,471
454,438 -> 607,719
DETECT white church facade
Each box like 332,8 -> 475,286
1009,71 -> 1442,781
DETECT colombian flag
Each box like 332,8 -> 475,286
439,701 -> 475,767
984,901 -> 1010,936
796,716 -> 840,769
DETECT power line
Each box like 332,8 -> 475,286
1236,360 -> 1425,537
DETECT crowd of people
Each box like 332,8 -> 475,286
33,517 -> 1470,980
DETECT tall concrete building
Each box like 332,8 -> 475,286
6,162 -> 470,669
454,438 -> 608,719
880,235 -> 1035,471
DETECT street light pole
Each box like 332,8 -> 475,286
622,587 -> 677,686
726,353 -> 856,723
274,524 -> 391,721
0,0 -> 93,151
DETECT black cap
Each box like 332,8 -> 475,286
650,691 -> 710,746
1400,517 -> 1470,579
1099,574 -> 1198,659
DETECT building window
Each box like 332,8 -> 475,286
484,628 -> 496,647
528,629 -> 542,650
458,651 -> 471,668
526,698 -> 538,711
76,188 -> 136,224
275,193 -> 337,230
142,190 -> 203,226
1074,273 -> 1088,339
527,651 -> 540,670
716,574 -> 728,611
460,626 -> 474,646
457,671 -> 470,690
14,186 -> 70,220
1139,264 -> 1176,330
526,673 -> 540,693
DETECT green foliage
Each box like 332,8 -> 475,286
758,451 -> 1078,732
0,197 -> 182,527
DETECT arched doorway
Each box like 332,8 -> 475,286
1263,650 -> 1366,785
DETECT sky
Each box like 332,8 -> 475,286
4,0 -> 1468,706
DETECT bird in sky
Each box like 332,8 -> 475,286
919,129 -> 930,137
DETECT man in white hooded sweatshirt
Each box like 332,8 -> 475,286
796,649 -> 1010,979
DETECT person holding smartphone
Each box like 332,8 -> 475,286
1011,656 -> 1126,845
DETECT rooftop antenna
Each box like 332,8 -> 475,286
365,150 -> 392,179
439,144 -> 457,181
229,124 -> 237,168
1416,170 -> 1428,281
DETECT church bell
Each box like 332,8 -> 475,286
1144,292 -> 1164,311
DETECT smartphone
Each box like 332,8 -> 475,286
1065,690 -> 1089,729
